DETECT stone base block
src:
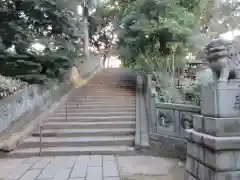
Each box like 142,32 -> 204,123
186,129 -> 240,171
192,115 -> 240,137
187,141 -> 240,171
185,129 -> 240,179
185,171 -> 197,180
185,156 -> 240,180
200,80 -> 240,118
186,129 -> 240,150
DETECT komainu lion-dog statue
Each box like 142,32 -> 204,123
204,38 -> 240,81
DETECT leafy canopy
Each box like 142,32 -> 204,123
114,0 -> 205,67
0,0 -> 84,84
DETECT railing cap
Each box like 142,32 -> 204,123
156,102 -> 200,113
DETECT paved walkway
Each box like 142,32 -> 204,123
0,155 -> 184,180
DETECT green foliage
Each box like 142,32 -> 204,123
88,3 -> 117,51
115,0 -> 204,67
0,0 -> 84,84
0,75 -> 27,99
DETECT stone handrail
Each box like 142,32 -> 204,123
143,74 -> 201,160
142,74 -> 201,138
154,102 -> 200,138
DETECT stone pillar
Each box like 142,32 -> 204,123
185,80 -> 240,180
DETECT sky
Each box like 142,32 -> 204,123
220,29 -> 240,40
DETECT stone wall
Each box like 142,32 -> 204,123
0,84 -> 67,134
0,83 -> 73,151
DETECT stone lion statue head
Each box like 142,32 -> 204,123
203,38 -> 240,81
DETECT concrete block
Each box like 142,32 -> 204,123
200,80 -> 240,118
76,155 -> 90,166
185,156 -> 198,177
187,142 -> 240,171
53,169 -> 71,180
19,169 -> 41,180
204,150 -> 236,171
215,171 -> 240,180
204,116 -> 240,137
31,157 -> 52,169
86,166 -> 102,180
187,142 -> 205,162
71,155 -> 89,178
38,157 -> 72,179
186,156 -> 215,180
6,164 -> 32,179
103,155 -> 115,162
71,164 -> 88,178
104,177 -> 120,180
185,171 -> 197,180
201,163 -> 215,180
197,162 -> 205,180
88,155 -> 102,167
186,129 -> 240,151
187,158 -> 240,180
103,160 -> 119,177
192,115 -> 204,132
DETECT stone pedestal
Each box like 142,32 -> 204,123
185,80 -> 240,180
201,80 -> 240,118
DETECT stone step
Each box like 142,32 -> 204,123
71,93 -> 136,96
83,87 -> 136,90
32,128 -> 135,137
52,112 -> 136,118
69,95 -> 136,99
19,136 -> 135,148
48,116 -> 135,122
64,101 -> 135,105
75,88 -> 135,90
85,84 -> 135,86
43,121 -> 136,129
63,104 -> 136,108
65,101 -> 136,105
67,98 -> 136,102
74,90 -> 135,93
56,108 -> 135,113
7,146 -> 136,157
67,98 -> 136,101
84,86 -> 135,89
59,104 -> 136,109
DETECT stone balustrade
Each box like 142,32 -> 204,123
149,102 -> 200,160
153,103 -> 200,137
0,83 -> 71,135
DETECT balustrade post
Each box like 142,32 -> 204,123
39,125 -> 43,156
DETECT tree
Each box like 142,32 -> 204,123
88,2 -> 117,66
0,0 -> 84,84
114,0 -> 205,68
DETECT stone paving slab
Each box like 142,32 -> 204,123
0,155 -> 184,180
117,156 -> 185,180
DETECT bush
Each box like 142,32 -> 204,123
0,75 -> 28,99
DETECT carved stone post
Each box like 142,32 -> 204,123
185,80 -> 240,180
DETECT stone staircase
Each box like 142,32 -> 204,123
7,69 -> 137,157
